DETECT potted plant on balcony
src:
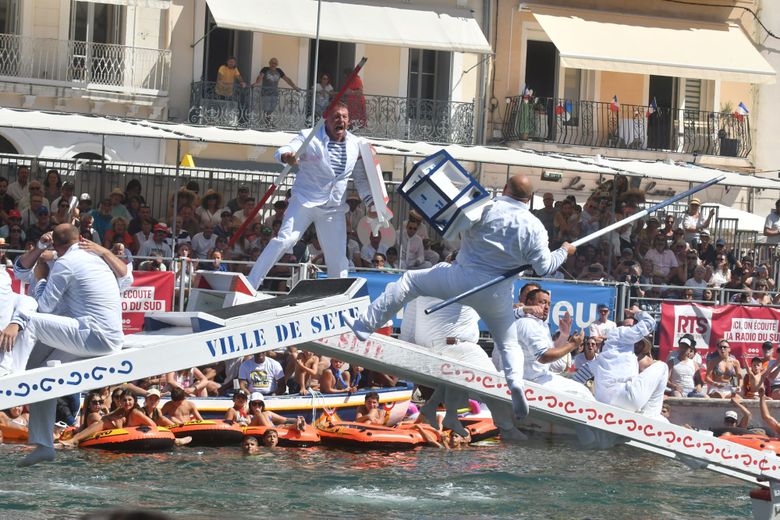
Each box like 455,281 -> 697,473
517,88 -> 534,140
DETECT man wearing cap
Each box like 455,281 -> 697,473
587,303 -> 616,344
5,224 -> 123,466
77,193 -> 92,216
682,197 -> 713,245
137,223 -> 173,268
694,230 -> 716,265
0,209 -> 24,241
247,104 -> 376,289
591,306 -> 668,420
27,206 -> 52,244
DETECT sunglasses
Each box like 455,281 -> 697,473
91,399 -> 104,405
718,345 -> 729,349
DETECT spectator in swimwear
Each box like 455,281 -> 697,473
247,392 -> 305,429
242,435 -> 261,455
706,339 -> 743,398
0,405 -> 29,434
290,349 -> 319,395
319,358 -> 357,394
140,388 -> 175,427
355,392 -> 386,425
413,425 -> 472,449
742,357 -> 766,399
261,429 -> 279,448
59,390 -> 157,448
224,390 -> 250,425
161,387 -> 203,425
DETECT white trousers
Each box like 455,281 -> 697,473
604,361 -> 669,419
427,342 -> 515,432
247,197 -> 348,288
362,263 -> 528,419
4,313 -> 122,449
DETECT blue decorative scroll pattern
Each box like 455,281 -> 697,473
1,360 -> 133,398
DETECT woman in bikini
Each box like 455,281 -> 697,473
706,340 -> 743,398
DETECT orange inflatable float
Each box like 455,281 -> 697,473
78,425 -> 175,452
0,424 -> 28,444
243,425 -> 321,447
720,432 -> 780,453
168,420 -> 244,447
460,417 -> 499,442
317,421 -> 422,449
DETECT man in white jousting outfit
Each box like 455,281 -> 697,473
591,306 -> 668,420
516,288 -> 594,401
348,175 -> 575,422
0,267 -> 37,374
6,224 -> 124,465
247,103 -> 375,289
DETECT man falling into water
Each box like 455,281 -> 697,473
347,175 -> 575,423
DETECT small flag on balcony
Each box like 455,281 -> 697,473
733,101 -> 749,121
610,95 -> 620,113
646,97 -> 657,118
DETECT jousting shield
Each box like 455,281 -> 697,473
359,142 -> 393,234
398,150 -> 490,240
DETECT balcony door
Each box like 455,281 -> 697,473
647,75 -> 677,150
0,0 -> 19,76
308,40 -> 355,92
70,1 -> 125,85
407,49 -> 451,140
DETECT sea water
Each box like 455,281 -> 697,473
0,437 -> 751,519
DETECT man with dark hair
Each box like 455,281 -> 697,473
0,176 -> 14,216
247,104 -> 375,288
5,223 -> 123,465
355,391 -> 385,425
348,174 -> 575,423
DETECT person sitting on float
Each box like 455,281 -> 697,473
224,390 -> 250,426
355,392 -> 386,425
247,392 -> 306,430
161,387 -> 204,425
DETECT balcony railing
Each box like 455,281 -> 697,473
0,33 -> 171,96
188,81 -> 474,145
502,97 -> 751,158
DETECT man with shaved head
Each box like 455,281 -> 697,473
347,174 -> 575,423
4,223 -> 123,466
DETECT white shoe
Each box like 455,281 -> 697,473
343,315 -> 372,342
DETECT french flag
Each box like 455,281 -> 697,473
733,101 -> 749,121
555,100 -> 572,120
609,95 -> 620,113
646,97 -> 657,118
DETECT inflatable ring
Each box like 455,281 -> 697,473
168,419 -> 244,447
243,424 -> 321,447
79,425 -> 175,452
0,424 -> 28,443
720,433 -> 780,454
317,421 -> 422,449
460,417 -> 499,442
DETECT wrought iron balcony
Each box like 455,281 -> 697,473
188,81 -> 474,145
502,96 -> 751,158
0,33 -> 171,96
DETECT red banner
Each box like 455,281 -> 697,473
9,269 -> 174,335
121,271 -> 174,334
659,302 -> 780,364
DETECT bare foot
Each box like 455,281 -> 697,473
174,436 -> 192,446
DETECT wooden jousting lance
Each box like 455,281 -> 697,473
424,174 -> 727,315
227,57 -> 368,248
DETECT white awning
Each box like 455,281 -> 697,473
529,5 -> 775,84
77,0 -> 171,8
0,108 -> 193,141
205,0 -> 491,54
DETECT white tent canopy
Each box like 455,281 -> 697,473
205,0 -> 492,54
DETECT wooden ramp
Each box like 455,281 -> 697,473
302,332 -> 780,489
0,278 -> 369,410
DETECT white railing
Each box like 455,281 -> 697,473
0,33 -> 170,96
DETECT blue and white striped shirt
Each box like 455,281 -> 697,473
327,141 -> 347,177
